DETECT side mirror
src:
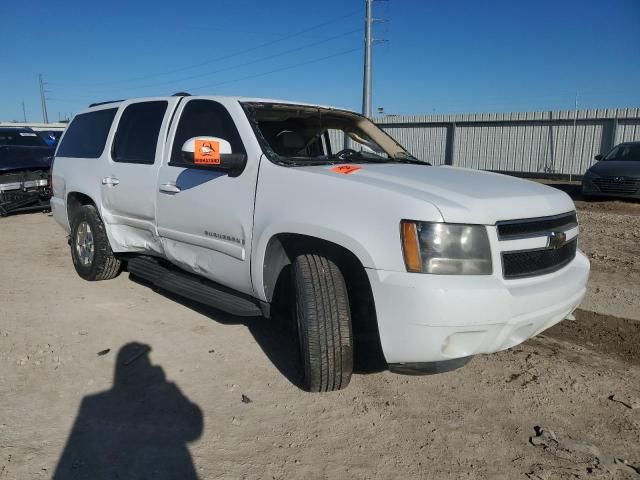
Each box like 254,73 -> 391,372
181,137 -> 246,175
594,154 -> 603,161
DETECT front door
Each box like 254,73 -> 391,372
155,98 -> 259,295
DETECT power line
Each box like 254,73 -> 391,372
188,47 -> 362,92
83,28 -> 362,95
42,47 -> 363,106
86,8 -> 362,88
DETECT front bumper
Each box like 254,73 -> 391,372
366,251 -> 590,364
582,177 -> 640,199
0,174 -> 50,216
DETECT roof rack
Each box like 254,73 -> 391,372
172,92 -> 191,97
88,100 -> 124,108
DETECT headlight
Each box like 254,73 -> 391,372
401,221 -> 492,275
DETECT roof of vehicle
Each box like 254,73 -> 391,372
83,95 -> 357,114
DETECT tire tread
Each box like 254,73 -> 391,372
294,253 -> 352,392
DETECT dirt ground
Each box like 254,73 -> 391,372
575,199 -> 640,322
1,203 -> 639,480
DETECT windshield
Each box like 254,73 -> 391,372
604,144 -> 640,162
0,129 -> 47,147
242,102 -> 426,166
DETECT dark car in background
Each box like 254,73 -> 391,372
0,127 -> 54,215
582,142 -> 640,200
37,130 -> 64,146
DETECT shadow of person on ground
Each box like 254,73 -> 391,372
53,342 -> 203,480
129,274 -> 387,392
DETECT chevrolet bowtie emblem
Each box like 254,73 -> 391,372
548,231 -> 567,250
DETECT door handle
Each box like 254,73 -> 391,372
101,176 -> 120,186
159,183 -> 181,194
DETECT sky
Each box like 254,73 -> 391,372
1,0 -> 639,122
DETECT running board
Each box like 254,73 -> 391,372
127,256 -> 263,317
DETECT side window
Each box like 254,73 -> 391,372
112,101 -> 168,164
170,100 -> 245,165
605,146 -> 621,160
56,108 -> 117,158
617,145 -> 631,160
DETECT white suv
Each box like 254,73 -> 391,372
51,94 -> 590,391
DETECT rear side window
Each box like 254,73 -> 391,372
56,108 -> 117,158
170,100 -> 245,165
112,101 -> 168,164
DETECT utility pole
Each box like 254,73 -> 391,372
39,73 -> 49,123
21,101 -> 27,122
362,0 -> 373,117
569,94 -> 579,183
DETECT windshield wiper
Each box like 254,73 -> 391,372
330,151 -> 392,163
393,152 -> 429,165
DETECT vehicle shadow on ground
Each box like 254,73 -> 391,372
52,342 -> 203,480
129,275 -> 388,391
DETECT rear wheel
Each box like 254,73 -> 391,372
70,205 -> 121,281
293,253 -> 353,392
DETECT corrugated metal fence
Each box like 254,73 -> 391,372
372,108 -> 640,176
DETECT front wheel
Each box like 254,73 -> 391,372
70,205 -> 121,281
293,253 -> 353,392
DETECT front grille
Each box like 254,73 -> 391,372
496,211 -> 577,240
502,238 -> 577,279
592,177 -> 640,195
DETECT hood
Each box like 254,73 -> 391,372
587,160 -> 640,177
0,145 -> 54,173
307,163 -> 575,224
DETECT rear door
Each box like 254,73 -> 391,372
100,98 -> 180,243
155,98 -> 259,295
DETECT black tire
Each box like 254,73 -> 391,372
293,253 -> 353,392
70,205 -> 121,281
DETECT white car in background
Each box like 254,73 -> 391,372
51,94 -> 590,391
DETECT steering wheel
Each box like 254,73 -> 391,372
333,148 -> 361,160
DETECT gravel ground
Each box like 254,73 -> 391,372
0,206 -> 639,480
576,200 -> 640,321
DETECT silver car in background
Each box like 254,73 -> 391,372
582,142 -> 640,199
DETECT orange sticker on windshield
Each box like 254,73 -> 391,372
331,164 -> 361,175
194,139 -> 221,165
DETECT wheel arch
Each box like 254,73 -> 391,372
66,191 -> 117,252
259,231 -> 372,302
260,232 -> 381,349
66,191 -> 97,225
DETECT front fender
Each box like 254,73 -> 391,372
251,223 -> 375,302
250,160 -> 444,301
